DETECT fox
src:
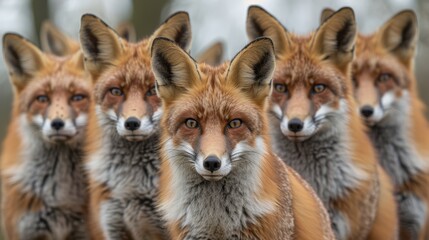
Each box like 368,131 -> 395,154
352,10 -> 429,240
196,41 -> 224,66
150,37 -> 334,239
246,6 -> 399,240
79,12 -> 192,239
1,33 -> 91,239
40,20 -> 136,57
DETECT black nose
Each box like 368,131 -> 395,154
360,105 -> 374,118
124,117 -> 141,131
51,118 -> 65,130
203,155 -> 221,173
288,118 -> 304,133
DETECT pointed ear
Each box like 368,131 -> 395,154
311,7 -> 356,70
152,12 -> 192,52
246,6 -> 290,57
151,37 -> 199,103
226,38 -> 275,105
320,8 -> 335,25
79,14 -> 124,76
197,41 -> 224,66
116,22 -> 137,42
378,10 -> 418,66
40,21 -> 80,56
3,33 -> 50,91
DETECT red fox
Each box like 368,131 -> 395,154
247,6 -> 398,239
196,41 -> 224,66
40,20 -> 136,57
1,33 -> 91,239
150,37 -> 334,239
80,12 -> 192,239
352,10 -> 429,240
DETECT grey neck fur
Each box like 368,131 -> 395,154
88,122 -> 166,239
163,147 -> 294,239
8,117 -> 89,239
369,97 -> 424,187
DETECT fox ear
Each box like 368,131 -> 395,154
3,33 -> 49,91
79,14 -> 124,77
40,21 -> 79,56
226,38 -> 275,105
116,22 -> 137,42
320,8 -> 335,25
246,6 -> 290,57
311,7 -> 356,70
151,37 -> 199,103
197,41 -> 224,66
378,10 -> 418,66
152,11 -> 192,52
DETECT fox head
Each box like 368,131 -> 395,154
40,21 -> 80,56
352,11 -> 418,125
79,12 -> 191,142
3,33 -> 91,144
247,6 -> 356,141
151,37 -> 275,181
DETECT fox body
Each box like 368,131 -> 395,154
151,37 -> 334,239
247,6 -> 398,240
353,10 -> 429,239
80,12 -> 192,239
1,34 -> 91,239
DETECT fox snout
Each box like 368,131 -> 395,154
203,155 -> 222,173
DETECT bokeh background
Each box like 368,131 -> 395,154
0,0 -> 427,235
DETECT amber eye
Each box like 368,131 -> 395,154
110,87 -> 123,96
147,87 -> 157,96
228,119 -> 242,129
274,83 -> 287,93
71,94 -> 86,102
312,84 -> 326,94
377,73 -> 392,83
185,118 -> 199,129
36,95 -> 49,103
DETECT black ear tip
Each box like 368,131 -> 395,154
336,7 -> 356,20
3,33 -> 23,47
81,13 -> 99,23
165,11 -> 190,23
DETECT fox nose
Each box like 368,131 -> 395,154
360,105 -> 374,118
288,118 -> 304,133
51,118 -> 65,130
203,155 -> 221,173
124,117 -> 141,131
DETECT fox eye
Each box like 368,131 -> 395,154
71,94 -> 86,102
312,84 -> 326,94
185,118 -> 199,129
36,95 -> 49,103
377,73 -> 392,83
228,119 -> 242,129
274,83 -> 287,93
147,87 -> 157,96
110,87 -> 123,96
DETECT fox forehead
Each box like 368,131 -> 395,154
354,34 -> 410,87
275,49 -> 347,97
165,64 -> 262,131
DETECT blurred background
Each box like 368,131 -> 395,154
0,0 -> 428,160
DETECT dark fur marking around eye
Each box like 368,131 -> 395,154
175,24 -> 189,50
336,19 -> 353,52
7,45 -> 23,75
83,26 -> 99,59
397,20 -> 414,50
253,51 -> 271,84
154,52 -> 173,85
